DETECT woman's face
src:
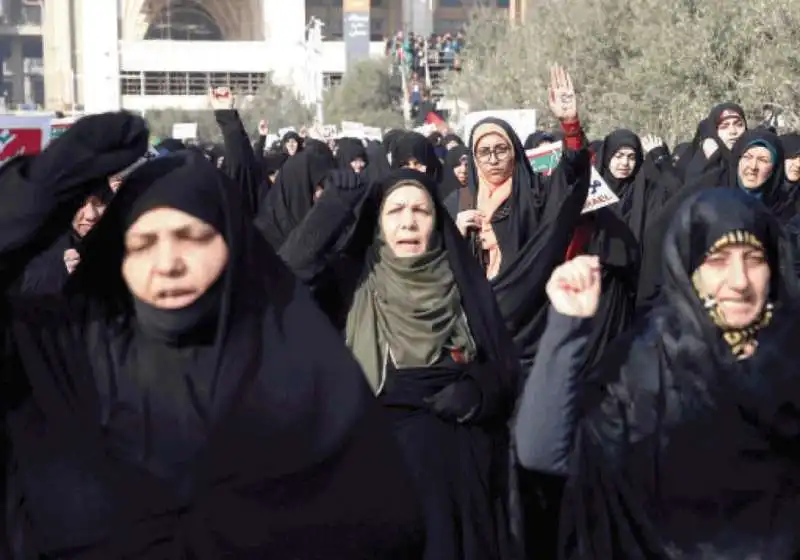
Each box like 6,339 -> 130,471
784,155 -> 800,182
445,140 -> 461,151
404,159 -> 427,174
350,157 -> 366,174
608,147 -> 637,180
738,146 -> 774,190
717,116 -> 746,150
453,155 -> 468,185
122,207 -> 229,309
694,243 -> 770,328
72,194 -> 107,237
474,132 -> 513,184
285,138 -> 299,155
380,185 -> 435,258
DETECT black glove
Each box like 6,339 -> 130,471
326,169 -> 364,191
423,378 -> 482,423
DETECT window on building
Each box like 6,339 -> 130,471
496,0 -> 510,7
20,2 -> 42,26
439,0 -> 463,6
120,72 -> 143,96
371,17 -> 384,40
144,0 -> 224,41
434,19 -> 465,34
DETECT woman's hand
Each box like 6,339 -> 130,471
546,255 -> 601,318
548,64 -> 578,122
455,209 -> 483,236
64,248 -> 80,274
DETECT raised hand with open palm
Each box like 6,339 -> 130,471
548,64 -> 578,122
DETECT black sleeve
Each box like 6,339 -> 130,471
513,308 -> 593,474
0,157 -> 109,293
643,146 -> 683,200
278,188 -> 366,285
214,109 -> 263,216
254,134 -> 267,158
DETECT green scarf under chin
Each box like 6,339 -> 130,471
346,237 -> 476,392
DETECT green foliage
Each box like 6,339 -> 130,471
323,57 -> 405,129
443,1 -> 800,143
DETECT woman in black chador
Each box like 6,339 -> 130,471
515,188 -> 800,558
0,112 -> 423,558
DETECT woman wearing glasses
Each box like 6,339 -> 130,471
457,65 -> 594,558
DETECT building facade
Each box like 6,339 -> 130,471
4,0 -> 509,113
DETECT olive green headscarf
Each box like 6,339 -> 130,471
345,180 -> 476,392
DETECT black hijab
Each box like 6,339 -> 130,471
730,128 -> 785,209
682,103 -> 747,184
382,129 -> 405,163
465,117 -> 591,361
255,147 -> 336,248
594,129 -> 652,239
154,138 -> 187,155
336,137 -> 368,171
772,133 -> 800,222
390,131 -> 443,182
595,129 -> 644,194
262,151 -> 288,177
562,188 -> 800,559
443,133 -> 464,148
343,168 -> 521,383
48,151 -> 424,555
281,131 -> 303,154
437,144 -> 470,203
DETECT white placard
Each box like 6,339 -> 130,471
171,122 -> 197,140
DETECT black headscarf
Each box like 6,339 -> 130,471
443,133 -> 464,148
154,138 -> 186,155
15,184 -> 115,296
390,131 -> 443,183
466,118 -> 545,274
437,144 -> 470,203
562,188 -> 800,559
344,168 -> 521,394
772,133 -> 800,222
281,130 -> 304,154
261,151 -> 288,178
342,168 -> 521,559
336,137 -> 368,171
255,147 -> 336,248
383,129 -> 405,162
682,103 -> 747,183
47,151 -> 424,555
595,129 -> 644,194
465,117 -> 591,361
594,129 -> 651,239
730,128 -> 785,208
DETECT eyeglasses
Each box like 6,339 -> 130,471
475,145 -> 511,163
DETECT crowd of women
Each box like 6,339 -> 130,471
0,63 -> 799,558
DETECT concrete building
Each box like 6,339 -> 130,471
33,0 -> 509,114
0,0 -> 44,109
